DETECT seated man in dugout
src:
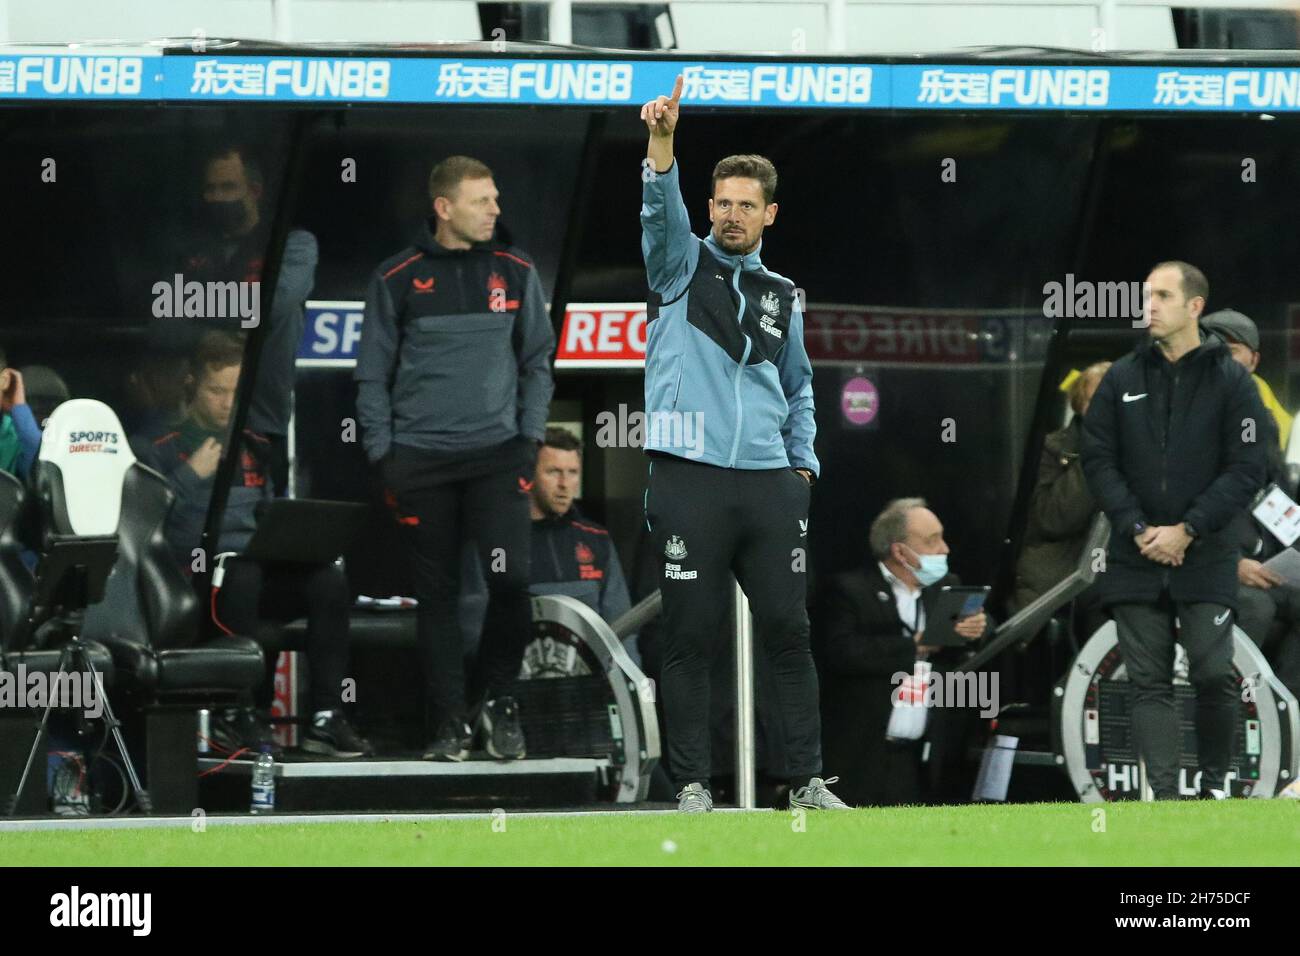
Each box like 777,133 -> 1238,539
1013,361 -> 1111,639
816,498 -> 993,807
143,332 -> 371,759
460,426 -> 639,678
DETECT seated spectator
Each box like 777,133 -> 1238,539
1203,309 -> 1292,455
816,498 -> 992,807
1013,361 -> 1110,638
143,332 -> 371,758
119,349 -> 190,457
1201,310 -> 1300,699
0,349 -> 41,480
461,426 -> 638,676
18,365 -> 69,429
176,143 -> 318,496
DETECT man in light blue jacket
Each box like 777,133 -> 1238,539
640,75 -> 845,813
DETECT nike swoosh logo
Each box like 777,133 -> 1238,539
1214,610 -> 1230,626
1122,392 -> 1148,403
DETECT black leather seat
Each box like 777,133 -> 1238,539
29,399 -> 264,705
0,470 -> 114,678
84,463 -> 265,702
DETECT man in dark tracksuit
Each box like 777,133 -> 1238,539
640,76 -> 846,812
1083,261 -> 1267,800
458,426 -> 637,670
528,428 -> 633,633
173,145 -> 317,494
147,334 -> 369,759
354,155 -> 555,761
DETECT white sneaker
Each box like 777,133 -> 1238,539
676,782 -> 713,813
790,776 -> 851,810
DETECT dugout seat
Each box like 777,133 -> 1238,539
0,468 -> 114,678
33,400 -> 263,704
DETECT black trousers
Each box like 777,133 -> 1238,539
645,454 -> 821,789
1233,583 -> 1300,701
214,557 -> 351,714
264,432 -> 290,498
385,441 -> 534,732
1112,597 -> 1238,798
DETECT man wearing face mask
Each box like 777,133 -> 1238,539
816,498 -> 993,806
173,145 -> 318,496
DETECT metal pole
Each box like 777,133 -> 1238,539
272,0 -> 293,43
1138,756 -> 1154,801
826,0 -> 848,52
733,578 -> 756,809
610,590 -> 662,640
549,0 -> 573,46
1098,0 -> 1118,50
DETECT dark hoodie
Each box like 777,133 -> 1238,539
353,222 -> 555,463
1082,329 -> 1268,609
145,418 -> 273,566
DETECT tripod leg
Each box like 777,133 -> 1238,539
77,645 -> 152,814
6,645 -> 72,816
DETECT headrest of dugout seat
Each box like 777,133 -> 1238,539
35,399 -> 136,537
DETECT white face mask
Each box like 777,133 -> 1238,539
901,545 -> 948,587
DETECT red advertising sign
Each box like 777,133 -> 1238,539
555,302 -> 647,367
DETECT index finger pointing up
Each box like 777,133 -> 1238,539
668,73 -> 683,105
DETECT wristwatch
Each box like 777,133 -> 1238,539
1183,521 -> 1200,540
1132,521 -> 1148,537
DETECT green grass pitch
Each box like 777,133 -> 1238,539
5,800 -> 1299,866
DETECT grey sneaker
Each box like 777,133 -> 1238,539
676,782 -> 714,813
423,719 -> 473,761
790,776 -> 850,810
477,696 -> 526,760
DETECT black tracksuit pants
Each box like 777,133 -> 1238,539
214,557 -> 350,714
385,438 -> 534,733
644,453 -> 822,790
1112,596 -> 1239,798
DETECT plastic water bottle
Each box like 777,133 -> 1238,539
250,747 -> 276,814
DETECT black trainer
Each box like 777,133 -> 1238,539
211,706 -> 281,757
301,711 -> 373,758
423,718 -> 472,761
477,696 -> 526,760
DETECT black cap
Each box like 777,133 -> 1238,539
1202,309 -> 1260,353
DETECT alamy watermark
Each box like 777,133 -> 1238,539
0,664 -> 102,719
1042,274 -> 1150,328
50,886 -> 151,936
595,403 -> 705,459
890,668 -> 999,718
151,273 -> 260,328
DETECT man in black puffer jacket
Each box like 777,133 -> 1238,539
1082,261 -> 1268,800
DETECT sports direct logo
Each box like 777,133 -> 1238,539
66,430 -> 120,454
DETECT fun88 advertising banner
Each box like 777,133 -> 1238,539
158,56 -> 1300,112
167,56 -> 874,107
7,53 -> 1300,113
